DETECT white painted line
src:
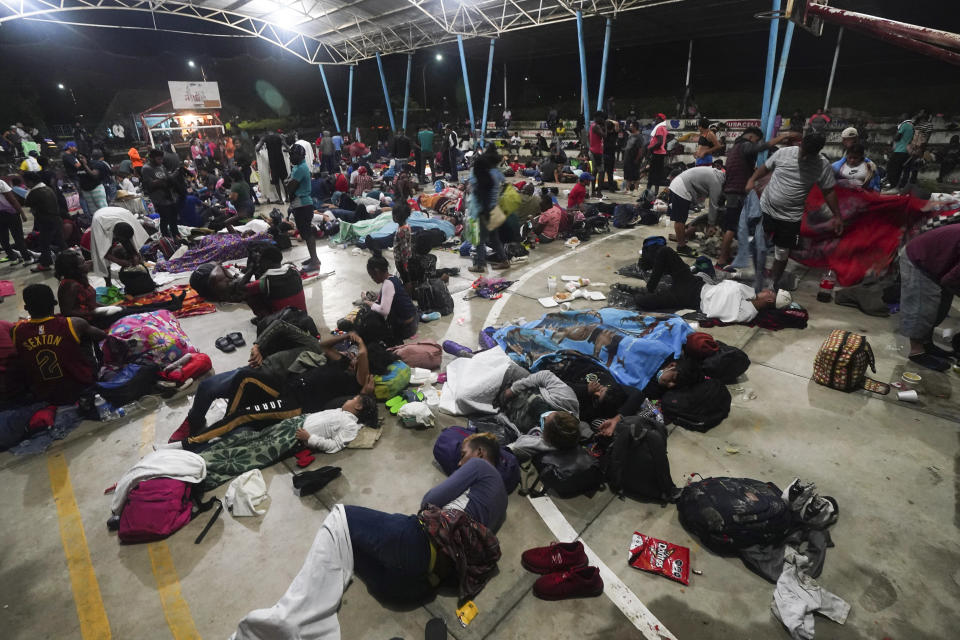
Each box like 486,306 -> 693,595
442,224 -> 674,637
481,226 -> 639,329
528,496 -> 677,640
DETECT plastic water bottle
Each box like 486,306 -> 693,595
93,394 -> 110,421
817,269 -> 836,302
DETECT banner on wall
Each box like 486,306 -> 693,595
168,81 -> 222,109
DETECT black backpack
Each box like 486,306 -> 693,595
660,378 -> 731,432
677,477 -> 791,554
413,278 -> 454,316
527,447 -> 603,498
601,417 -> 676,501
700,342 -> 751,384
413,228 -> 447,254
254,307 -> 319,338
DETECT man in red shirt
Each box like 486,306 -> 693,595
567,172 -> 592,211
12,284 -> 104,405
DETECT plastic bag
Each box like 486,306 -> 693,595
628,531 -> 690,585
398,401 -> 434,428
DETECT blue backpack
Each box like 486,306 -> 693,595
433,426 -> 520,494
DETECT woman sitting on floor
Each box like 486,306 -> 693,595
362,254 -> 419,343
55,249 -> 184,330
105,221 -> 157,296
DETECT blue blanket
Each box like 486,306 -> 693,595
493,309 -> 693,389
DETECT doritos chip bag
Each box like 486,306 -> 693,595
628,532 -> 691,585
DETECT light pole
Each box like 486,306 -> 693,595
187,59 -> 207,82
57,83 -> 78,106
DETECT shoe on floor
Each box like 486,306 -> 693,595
908,352 -> 950,371
533,566 -> 604,601
168,419 -> 194,443
467,265 -> 486,274
923,342 -> 954,359
675,245 -> 698,258
521,541 -> 588,574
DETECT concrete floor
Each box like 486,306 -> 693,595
1,187 -> 959,640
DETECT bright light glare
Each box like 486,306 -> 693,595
58,83 -> 65,89
272,7 -> 302,28
435,54 -> 443,61
188,60 -> 195,67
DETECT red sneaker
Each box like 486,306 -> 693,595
521,541 -> 588,575
533,566 -> 604,601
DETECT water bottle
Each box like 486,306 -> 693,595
93,394 -> 110,421
817,269 -> 836,302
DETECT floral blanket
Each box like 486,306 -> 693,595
199,416 -> 302,490
155,232 -> 272,273
101,310 -> 198,373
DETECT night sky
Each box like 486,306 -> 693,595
1,0 -> 959,134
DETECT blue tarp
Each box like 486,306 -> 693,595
492,308 -> 693,389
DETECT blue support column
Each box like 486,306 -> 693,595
457,35 -> 475,136
759,0 -> 782,143
402,53 -> 413,131
479,38 -> 496,146
576,10 -> 590,119
346,65 -> 354,134
317,64 -> 341,133
765,20 -> 795,140
596,17 -> 613,112
375,51 -> 396,131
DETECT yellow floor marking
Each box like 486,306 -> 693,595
47,451 -> 112,639
139,412 -> 203,639
148,543 -> 202,640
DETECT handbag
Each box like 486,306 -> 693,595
486,204 -> 507,231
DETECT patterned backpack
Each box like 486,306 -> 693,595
812,330 -> 889,394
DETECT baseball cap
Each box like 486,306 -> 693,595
776,289 -> 793,309
578,172 -> 593,182
840,127 -> 858,139
656,113 -> 667,120
63,141 -> 77,150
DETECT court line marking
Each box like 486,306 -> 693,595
47,451 -> 113,639
528,496 -> 677,640
140,412 -> 203,640
473,225 -> 676,639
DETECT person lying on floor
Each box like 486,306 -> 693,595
626,244 -> 781,323
55,249 -> 185,330
496,369 -> 582,460
292,394 -> 379,453
173,323 -> 372,441
12,284 -> 104,406
362,254 -> 419,343
230,439 -> 505,640
242,245 -> 306,318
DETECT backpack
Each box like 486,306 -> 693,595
700,342 -> 751,384
254,307 -> 319,338
812,329 -> 887,393
413,278 -> 454,316
528,447 -> 603,498
432,426 -> 521,494
660,378 -> 731,432
96,363 -> 160,407
388,340 -> 442,370
601,417 -> 675,501
119,264 -> 157,296
413,228 -> 447,254
118,478 -> 195,543
677,477 -> 792,554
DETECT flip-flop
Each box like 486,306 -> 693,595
227,332 -> 246,347
215,336 -> 236,353
385,395 -> 406,409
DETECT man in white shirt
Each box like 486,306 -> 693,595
667,166 -> 725,257
625,245 -> 779,322
293,394 -> 378,453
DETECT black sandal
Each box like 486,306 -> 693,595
215,336 -> 236,353
227,332 -> 246,348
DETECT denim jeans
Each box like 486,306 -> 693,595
186,369 -> 242,429
344,505 -> 432,602
474,222 -> 506,268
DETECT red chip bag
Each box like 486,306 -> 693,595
628,531 -> 690,585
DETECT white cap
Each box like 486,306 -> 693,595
775,289 -> 793,309
840,127 -> 858,139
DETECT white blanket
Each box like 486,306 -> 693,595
110,449 -> 206,514
439,347 -> 515,416
232,504 -> 353,640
